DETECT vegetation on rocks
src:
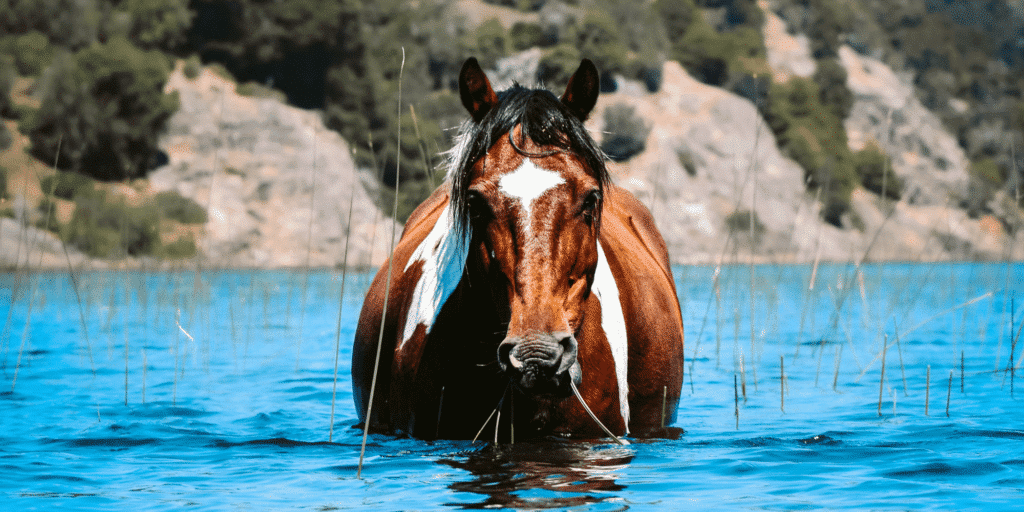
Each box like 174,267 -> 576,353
24,38 -> 178,181
62,189 -> 162,258
601,103 -> 650,162
774,0 -> 1024,210
763,76 -> 858,226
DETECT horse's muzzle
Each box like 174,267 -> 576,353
497,332 -> 580,396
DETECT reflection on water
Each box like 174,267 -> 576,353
441,441 -> 635,509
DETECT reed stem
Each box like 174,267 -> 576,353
780,355 -> 785,413
946,371 -> 952,418
661,385 -> 667,428
569,380 -> 624,445
925,365 -> 930,416
359,47 -> 405,479
734,373 -> 739,430
878,334 -> 887,416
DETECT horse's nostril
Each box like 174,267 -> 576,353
497,339 -> 516,371
556,334 -> 578,375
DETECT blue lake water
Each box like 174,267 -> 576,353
2,263 -> 1023,510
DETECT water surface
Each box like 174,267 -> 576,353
2,263 -> 1022,510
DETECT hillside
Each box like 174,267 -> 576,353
2,0 -> 1023,268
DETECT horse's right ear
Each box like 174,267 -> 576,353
459,58 -> 499,123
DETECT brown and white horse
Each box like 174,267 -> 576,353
352,58 -> 684,440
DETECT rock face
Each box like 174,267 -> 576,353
762,9 -> 816,83
150,64 -> 399,268
0,217 -> 91,270
837,45 -> 1022,260
839,46 -> 971,206
592,57 -> 1024,263
593,61 -> 836,263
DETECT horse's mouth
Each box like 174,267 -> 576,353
497,332 -> 580,398
505,360 -> 581,398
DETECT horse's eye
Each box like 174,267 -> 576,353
581,190 -> 600,225
467,190 -> 492,223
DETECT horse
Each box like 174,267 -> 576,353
352,58 -> 684,441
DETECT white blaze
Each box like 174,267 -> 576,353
592,241 -> 630,432
498,160 -> 565,236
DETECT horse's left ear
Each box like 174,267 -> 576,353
459,57 -> 499,123
560,59 -> 600,121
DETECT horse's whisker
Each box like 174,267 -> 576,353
472,384 -> 509,443
569,380 -> 625,446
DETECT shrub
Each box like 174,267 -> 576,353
667,4 -> 768,89
509,22 -> 545,51
39,170 -> 95,200
969,158 -> 1005,187
725,209 -> 766,238
0,120 -> 10,152
0,165 -> 8,200
113,0 -> 193,52
236,81 -> 287,101
813,58 -> 853,119
852,143 -> 902,200
1,56 -> 14,118
160,236 -> 197,259
62,189 -> 161,258
537,44 -> 582,86
576,12 -> 629,83
10,31 -> 55,76
764,77 -> 858,227
25,37 -> 178,181
601,103 -> 650,162
35,197 -> 61,233
154,191 -> 207,224
471,19 -> 508,67
183,54 -> 202,79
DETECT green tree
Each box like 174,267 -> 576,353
111,0 -> 194,52
0,0 -> 102,49
25,37 -> 178,180
764,77 -> 858,226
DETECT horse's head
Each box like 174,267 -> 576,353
451,58 -> 608,400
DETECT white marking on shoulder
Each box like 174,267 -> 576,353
592,241 -> 630,433
400,203 -> 469,349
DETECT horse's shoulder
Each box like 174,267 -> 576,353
601,184 -> 672,279
401,185 -> 450,241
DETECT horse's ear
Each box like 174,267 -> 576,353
459,57 -> 499,123
560,59 -> 600,121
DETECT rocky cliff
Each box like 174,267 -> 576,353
580,12 -> 1024,264
149,63 -> 399,268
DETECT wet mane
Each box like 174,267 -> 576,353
444,84 -> 609,242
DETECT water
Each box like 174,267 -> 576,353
2,263 -> 1022,510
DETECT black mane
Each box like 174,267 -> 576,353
448,85 -> 610,241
